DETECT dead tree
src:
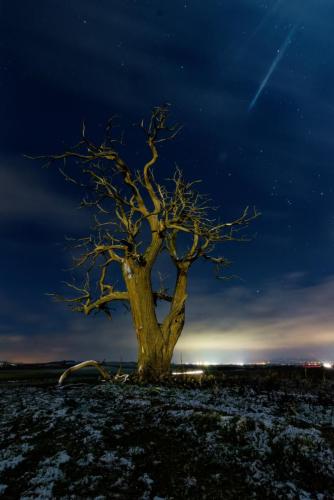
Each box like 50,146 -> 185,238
35,105 -> 259,381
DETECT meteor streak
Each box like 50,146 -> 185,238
248,24 -> 297,112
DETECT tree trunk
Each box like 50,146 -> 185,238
162,267 -> 187,345
122,259 -> 179,381
137,342 -> 174,381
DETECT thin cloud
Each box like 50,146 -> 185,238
0,162 -> 87,229
2,274 -> 334,363
176,274 -> 334,361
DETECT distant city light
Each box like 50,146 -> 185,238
303,361 -> 322,368
235,362 -> 245,366
193,361 -> 218,366
322,362 -> 333,369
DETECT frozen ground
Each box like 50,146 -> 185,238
0,380 -> 334,499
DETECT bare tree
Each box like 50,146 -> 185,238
35,105 -> 259,381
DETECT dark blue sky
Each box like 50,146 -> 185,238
1,0 -> 334,363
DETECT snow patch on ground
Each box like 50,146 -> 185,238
0,382 -> 333,498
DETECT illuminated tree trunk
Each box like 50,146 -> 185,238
123,259 -> 187,380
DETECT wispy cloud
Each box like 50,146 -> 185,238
0,161 -> 87,230
2,273 -> 334,363
176,273 -> 334,362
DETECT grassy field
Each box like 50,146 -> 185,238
1,363 -> 333,386
0,363 -> 131,385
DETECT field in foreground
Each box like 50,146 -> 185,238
1,376 -> 334,499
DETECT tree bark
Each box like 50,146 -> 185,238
122,259 -> 188,381
162,266 -> 188,349
122,259 -> 175,380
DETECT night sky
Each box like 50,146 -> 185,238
1,0 -> 334,364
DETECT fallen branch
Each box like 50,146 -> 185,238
58,360 -> 112,385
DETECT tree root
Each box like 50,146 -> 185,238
58,360 -> 112,385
